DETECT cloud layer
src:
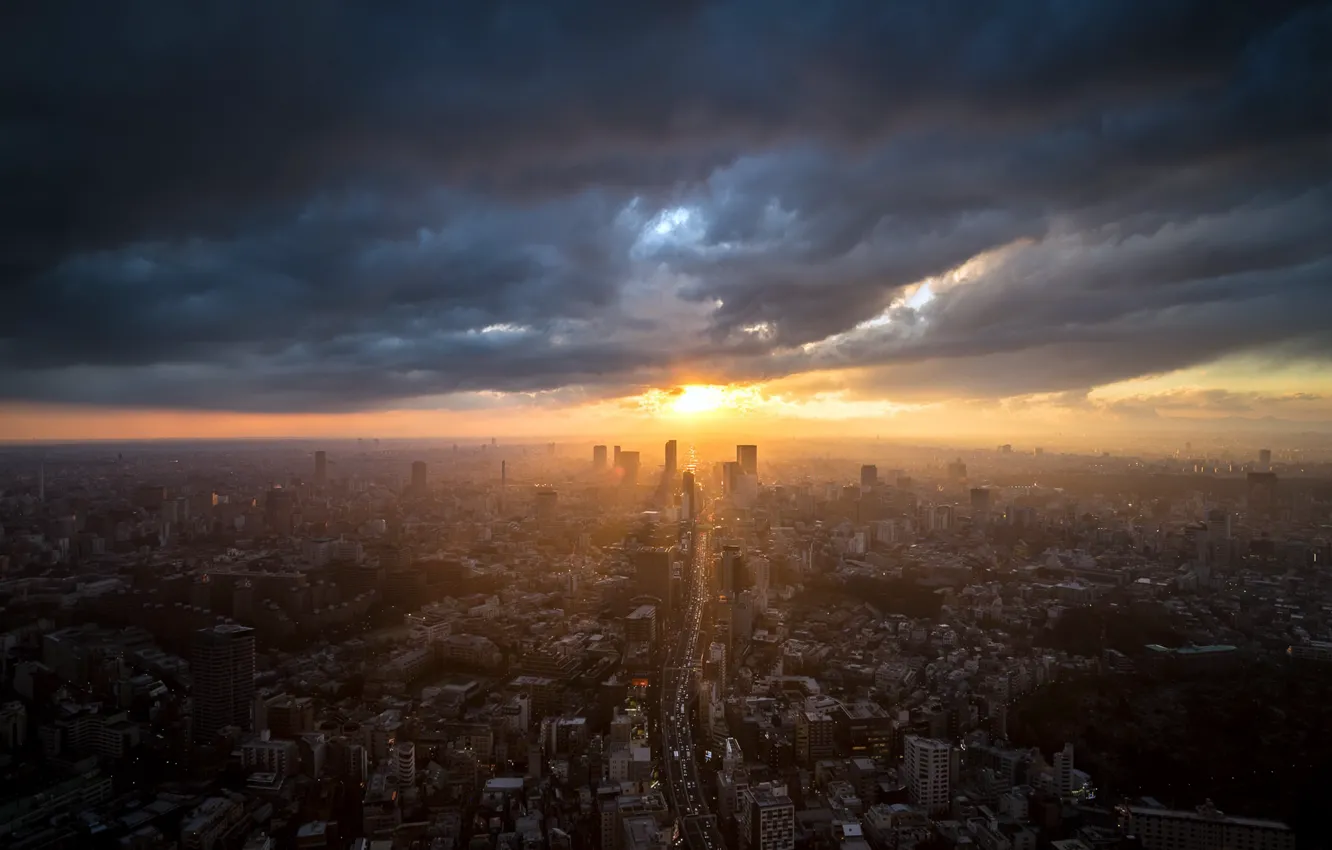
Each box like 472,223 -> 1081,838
3,1 -> 1330,412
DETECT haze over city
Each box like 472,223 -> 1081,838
3,2 -> 1331,448
3,5 -> 1332,850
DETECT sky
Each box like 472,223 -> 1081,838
3,2 -> 1331,444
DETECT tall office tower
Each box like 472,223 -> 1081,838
947,458 -> 968,481
634,548 -> 672,614
736,445 -> 758,477
738,784 -> 795,850
681,471 -> 697,522
264,487 -> 294,535
722,461 -> 742,495
904,735 -> 952,814
619,451 -> 641,487
1258,448 -> 1272,470
970,488 -> 992,524
411,460 -> 428,494
593,445 -> 608,470
613,446 -> 622,468
314,451 -> 327,487
664,440 -> 678,477
192,624 -> 256,743
860,464 -> 878,489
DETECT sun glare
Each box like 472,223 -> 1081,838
673,385 -> 727,414
638,384 -> 764,417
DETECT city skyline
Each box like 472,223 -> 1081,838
3,3 -> 1331,443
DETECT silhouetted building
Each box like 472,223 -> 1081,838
534,488 -> 558,522
635,548 -> 672,614
314,451 -> 327,487
665,440 -> 678,477
723,461 -> 742,496
614,446 -> 622,468
1248,472 -> 1278,519
682,471 -> 697,522
620,451 -> 641,487
593,445 -> 608,470
860,465 -> 878,488
947,459 -> 967,481
736,445 -> 758,477
1258,448 -> 1272,470
411,460 -> 428,494
265,487 -> 294,536
970,488 -> 992,524
192,624 -> 255,743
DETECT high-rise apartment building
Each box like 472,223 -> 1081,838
593,445 -> 608,469
613,446 -> 622,468
1258,448 -> 1272,470
904,735 -> 952,814
664,440 -> 678,477
192,624 -> 256,743
736,445 -> 758,477
396,742 -> 416,786
314,451 -> 327,487
1052,742 -> 1074,798
411,460 -> 428,494
860,464 -> 878,488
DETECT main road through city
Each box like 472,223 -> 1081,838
660,505 -> 721,850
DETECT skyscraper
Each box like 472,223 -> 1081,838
904,735 -> 952,814
681,471 -> 696,522
619,451 -> 641,487
634,548 -> 672,615
722,461 -> 742,495
411,460 -> 428,494
314,450 -> 327,487
613,445 -> 622,469
860,464 -> 878,488
534,488 -> 558,522
736,445 -> 758,477
1259,448 -> 1272,470
192,624 -> 256,743
593,445 -> 608,469
970,488 -> 992,524
720,545 -> 742,596
664,440 -> 678,476
264,487 -> 294,536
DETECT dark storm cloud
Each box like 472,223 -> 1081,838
2,0 -> 1330,410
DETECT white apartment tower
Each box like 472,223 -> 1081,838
904,735 -> 952,814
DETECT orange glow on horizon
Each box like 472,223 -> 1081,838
638,384 -> 766,417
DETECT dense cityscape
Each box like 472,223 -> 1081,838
2,438 -> 1330,850
5,3 -> 1331,850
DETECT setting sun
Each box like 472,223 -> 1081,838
637,384 -> 765,417
673,385 -> 727,414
